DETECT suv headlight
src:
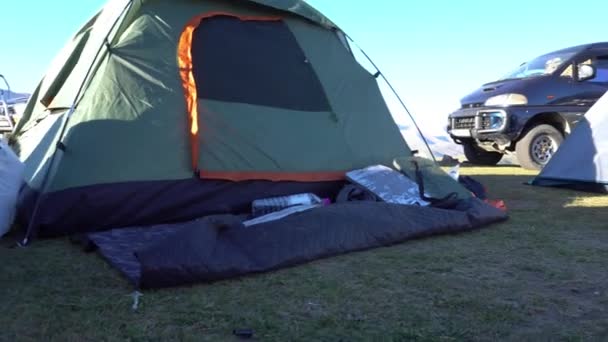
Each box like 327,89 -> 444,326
479,110 -> 507,131
484,93 -> 528,107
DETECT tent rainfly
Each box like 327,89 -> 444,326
14,0 -> 420,237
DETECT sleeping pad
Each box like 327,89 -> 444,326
84,198 -> 507,289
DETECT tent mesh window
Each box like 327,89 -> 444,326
191,16 -> 331,111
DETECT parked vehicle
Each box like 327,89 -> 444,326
0,75 -> 28,136
0,98 -> 27,134
447,42 -> 608,170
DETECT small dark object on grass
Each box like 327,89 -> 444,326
233,328 -> 254,339
438,154 -> 460,167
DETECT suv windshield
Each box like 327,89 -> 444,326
499,51 -> 578,80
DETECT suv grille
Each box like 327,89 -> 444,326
453,116 -> 475,129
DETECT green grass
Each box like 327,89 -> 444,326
2,166 -> 608,341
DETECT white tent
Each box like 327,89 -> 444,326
531,91 -> 608,192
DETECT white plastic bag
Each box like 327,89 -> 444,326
346,165 -> 430,206
0,138 -> 25,237
243,204 -> 321,227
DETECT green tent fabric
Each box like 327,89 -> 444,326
11,0 -> 453,238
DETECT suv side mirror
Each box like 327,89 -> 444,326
577,64 -> 596,81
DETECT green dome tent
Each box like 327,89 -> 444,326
7,0 -> 510,288
13,0 -> 451,239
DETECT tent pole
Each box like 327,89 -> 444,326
344,34 -> 437,163
19,1 -> 134,246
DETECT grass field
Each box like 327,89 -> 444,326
1,167 -> 607,341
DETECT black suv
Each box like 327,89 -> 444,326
447,42 -> 608,170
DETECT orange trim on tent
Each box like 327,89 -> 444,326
179,13 -> 344,183
199,170 -> 347,182
178,12 -> 282,172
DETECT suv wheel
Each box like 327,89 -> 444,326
463,142 -> 503,166
515,124 -> 563,170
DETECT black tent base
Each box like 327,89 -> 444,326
84,199 -> 507,289
529,178 -> 608,194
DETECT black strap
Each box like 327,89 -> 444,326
56,141 -> 67,151
412,160 -> 459,209
104,38 -> 113,54
336,184 -> 379,203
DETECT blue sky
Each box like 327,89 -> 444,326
1,0 -> 607,134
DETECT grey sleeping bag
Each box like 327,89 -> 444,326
87,199 -> 507,289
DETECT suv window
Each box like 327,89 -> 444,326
561,55 -> 608,82
561,64 -> 574,78
587,56 -> 608,83
573,55 -> 608,83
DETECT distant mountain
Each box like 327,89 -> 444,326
0,89 -> 30,104
399,124 -> 520,165
398,124 -> 463,159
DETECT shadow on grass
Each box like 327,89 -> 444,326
461,162 -> 519,169
468,170 -> 608,210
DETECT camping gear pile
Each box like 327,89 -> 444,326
5,0 -> 508,289
82,164 -> 507,289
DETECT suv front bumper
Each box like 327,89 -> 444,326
447,107 -> 515,145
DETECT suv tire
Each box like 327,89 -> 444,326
515,124 -> 563,170
463,142 -> 503,166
